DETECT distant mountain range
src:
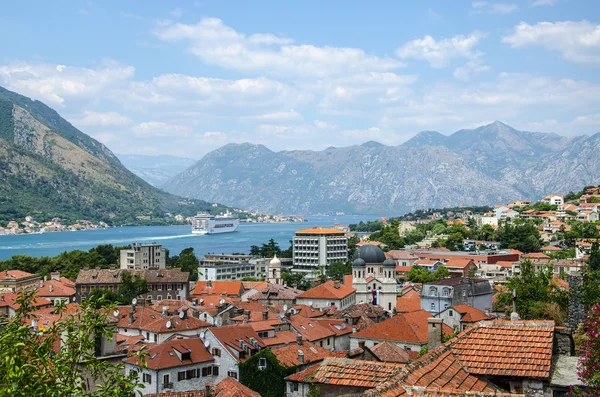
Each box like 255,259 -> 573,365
116,154 -> 196,187
0,86 -> 226,224
162,121 -> 600,215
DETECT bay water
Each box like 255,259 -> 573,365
0,215 -> 384,260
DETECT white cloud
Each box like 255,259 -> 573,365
242,110 -> 303,123
153,17 -> 402,77
453,55 -> 491,80
396,31 -> 487,68
0,61 -> 134,106
69,110 -> 133,127
314,120 -> 337,129
131,121 -> 191,137
470,2 -> 519,14
502,20 -> 600,63
530,0 -> 557,6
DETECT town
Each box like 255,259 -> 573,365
2,186 -> 599,396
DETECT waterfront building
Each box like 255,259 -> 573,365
292,227 -> 348,278
120,242 -> 167,270
199,254 -> 257,281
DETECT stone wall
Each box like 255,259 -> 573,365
568,275 -> 585,330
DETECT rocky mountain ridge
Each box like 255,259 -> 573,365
162,121 -> 600,215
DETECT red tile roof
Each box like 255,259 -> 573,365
272,341 -> 329,367
293,304 -> 324,318
290,315 -> 336,341
30,279 -> 76,298
0,292 -> 52,312
296,280 -> 356,300
368,341 -> 411,363
125,337 -> 213,369
145,377 -> 260,397
295,227 -> 345,235
451,305 -> 493,323
401,289 -> 421,299
443,259 -> 473,269
523,252 -> 551,259
193,281 -> 243,297
541,245 -> 561,251
395,297 -> 422,313
450,320 -> 555,379
209,324 -> 265,362
0,270 -> 37,281
261,331 -> 298,347
353,310 -> 452,344
287,358 -> 404,388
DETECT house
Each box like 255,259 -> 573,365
413,260 -> 442,272
270,336 -> 331,369
75,268 -> 190,303
395,295 -> 421,314
192,281 -> 244,298
421,278 -> 493,314
326,303 -> 389,332
295,280 -> 356,310
244,283 -> 301,306
542,195 -> 564,206
145,377 -> 261,397
0,270 -> 42,293
0,292 -> 53,318
349,310 -> 453,355
357,340 -> 411,363
541,245 -> 562,255
203,324 -> 266,383
30,275 -> 76,305
290,315 -> 351,350
436,304 -> 494,332
443,259 -> 477,278
386,251 -> 418,267
115,305 -> 211,344
124,337 -> 218,395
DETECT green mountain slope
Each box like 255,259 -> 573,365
0,86 -> 223,225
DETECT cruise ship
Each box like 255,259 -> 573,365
192,212 -> 239,235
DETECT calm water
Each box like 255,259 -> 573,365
0,215 -> 384,260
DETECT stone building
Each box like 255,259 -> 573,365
352,244 -> 397,313
421,278 -> 493,314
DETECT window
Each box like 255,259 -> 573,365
228,370 -> 237,379
448,310 -> 453,317
143,373 -> 152,384
258,357 -> 267,370
81,286 -> 87,293
202,366 -> 213,377
293,383 -> 299,391
213,366 -> 219,376
212,348 -> 221,357
443,288 -> 450,297
430,303 -> 436,311
429,287 -> 437,296
163,374 -> 170,387
157,295 -> 162,301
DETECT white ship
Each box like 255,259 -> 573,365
192,212 -> 239,235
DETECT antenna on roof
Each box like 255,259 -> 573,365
179,311 -> 185,319
204,339 -> 210,348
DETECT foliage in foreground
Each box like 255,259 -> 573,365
0,291 -> 146,396
570,303 -> 600,397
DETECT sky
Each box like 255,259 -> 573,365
1,0 -> 599,158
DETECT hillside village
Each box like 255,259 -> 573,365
2,186 -> 599,396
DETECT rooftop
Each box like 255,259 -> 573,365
271,340 -> 329,367
296,280 -> 356,300
368,341 -> 411,363
295,227 -> 345,235
192,281 -> 244,297
76,268 -> 189,284
124,337 -> 213,370
0,270 -> 38,281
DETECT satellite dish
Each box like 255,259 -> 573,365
308,301 -> 313,307
113,310 -> 119,318
132,298 -> 137,305
179,311 -> 185,319
166,320 -> 172,329
162,306 -> 169,312
200,331 -> 205,339
279,311 -> 285,319
204,339 -> 210,348
219,299 -> 225,305
200,299 -> 204,304
283,304 -> 288,311
290,308 -> 297,315
340,323 -> 346,330
72,297 -> 76,302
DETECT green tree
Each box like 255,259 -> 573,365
282,271 -> 312,290
0,290 -> 146,396
117,271 -> 148,304
239,350 -> 296,397
326,261 -> 351,281
174,247 -> 200,281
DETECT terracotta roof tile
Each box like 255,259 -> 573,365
443,259 -> 473,269
209,324 -> 265,362
295,227 -> 345,235
451,305 -> 493,323
0,270 -> 36,281
0,292 -> 52,312
124,336 -> 214,370
297,280 -> 355,300
523,253 -> 551,259
245,284 -> 301,301
76,268 -> 189,284
272,341 -> 329,367
290,316 -> 336,341
193,281 -> 243,297
353,310 -> 452,344
395,297 -> 422,313
145,377 -> 260,397
368,341 -> 411,363
29,279 -> 76,298
261,331 -> 298,347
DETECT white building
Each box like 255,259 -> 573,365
351,244 -> 397,313
124,337 -> 219,395
292,227 -> 348,278
268,255 -> 282,285
120,242 -> 166,270
295,280 -> 356,310
542,195 -> 564,207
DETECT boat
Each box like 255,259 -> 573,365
192,212 -> 239,235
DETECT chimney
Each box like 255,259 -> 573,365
298,350 -> 304,364
358,341 -> 365,350
262,310 -> 268,321
510,288 -> 520,321
50,272 -> 60,281
222,292 -> 227,299
129,311 -> 135,325
49,285 -> 54,293
192,298 -> 198,306
296,334 -> 303,346
207,280 -> 212,288
334,281 -> 340,289
427,318 -> 444,350
131,303 -> 136,313
205,383 -> 211,397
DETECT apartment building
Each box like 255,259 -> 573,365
120,242 -> 166,270
292,227 -> 348,277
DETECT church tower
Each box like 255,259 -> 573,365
268,254 -> 282,285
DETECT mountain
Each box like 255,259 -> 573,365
162,122 -> 600,215
0,86 -> 222,224
162,142 -> 522,215
116,154 -> 196,187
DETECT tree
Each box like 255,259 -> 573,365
0,290 -> 145,396
496,222 -> 542,253
578,243 -> 600,308
406,265 -> 448,283
174,247 -> 200,281
239,350 -> 296,397
467,266 -> 478,278
117,271 -> 148,305
326,261 -> 351,281
281,271 -> 312,290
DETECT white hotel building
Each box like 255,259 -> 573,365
292,227 -> 348,278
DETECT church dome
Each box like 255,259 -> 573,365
352,244 -> 386,264
270,254 -> 281,267
352,257 -> 366,268
383,258 -> 396,267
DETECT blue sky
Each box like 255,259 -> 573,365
1,0 -> 599,158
